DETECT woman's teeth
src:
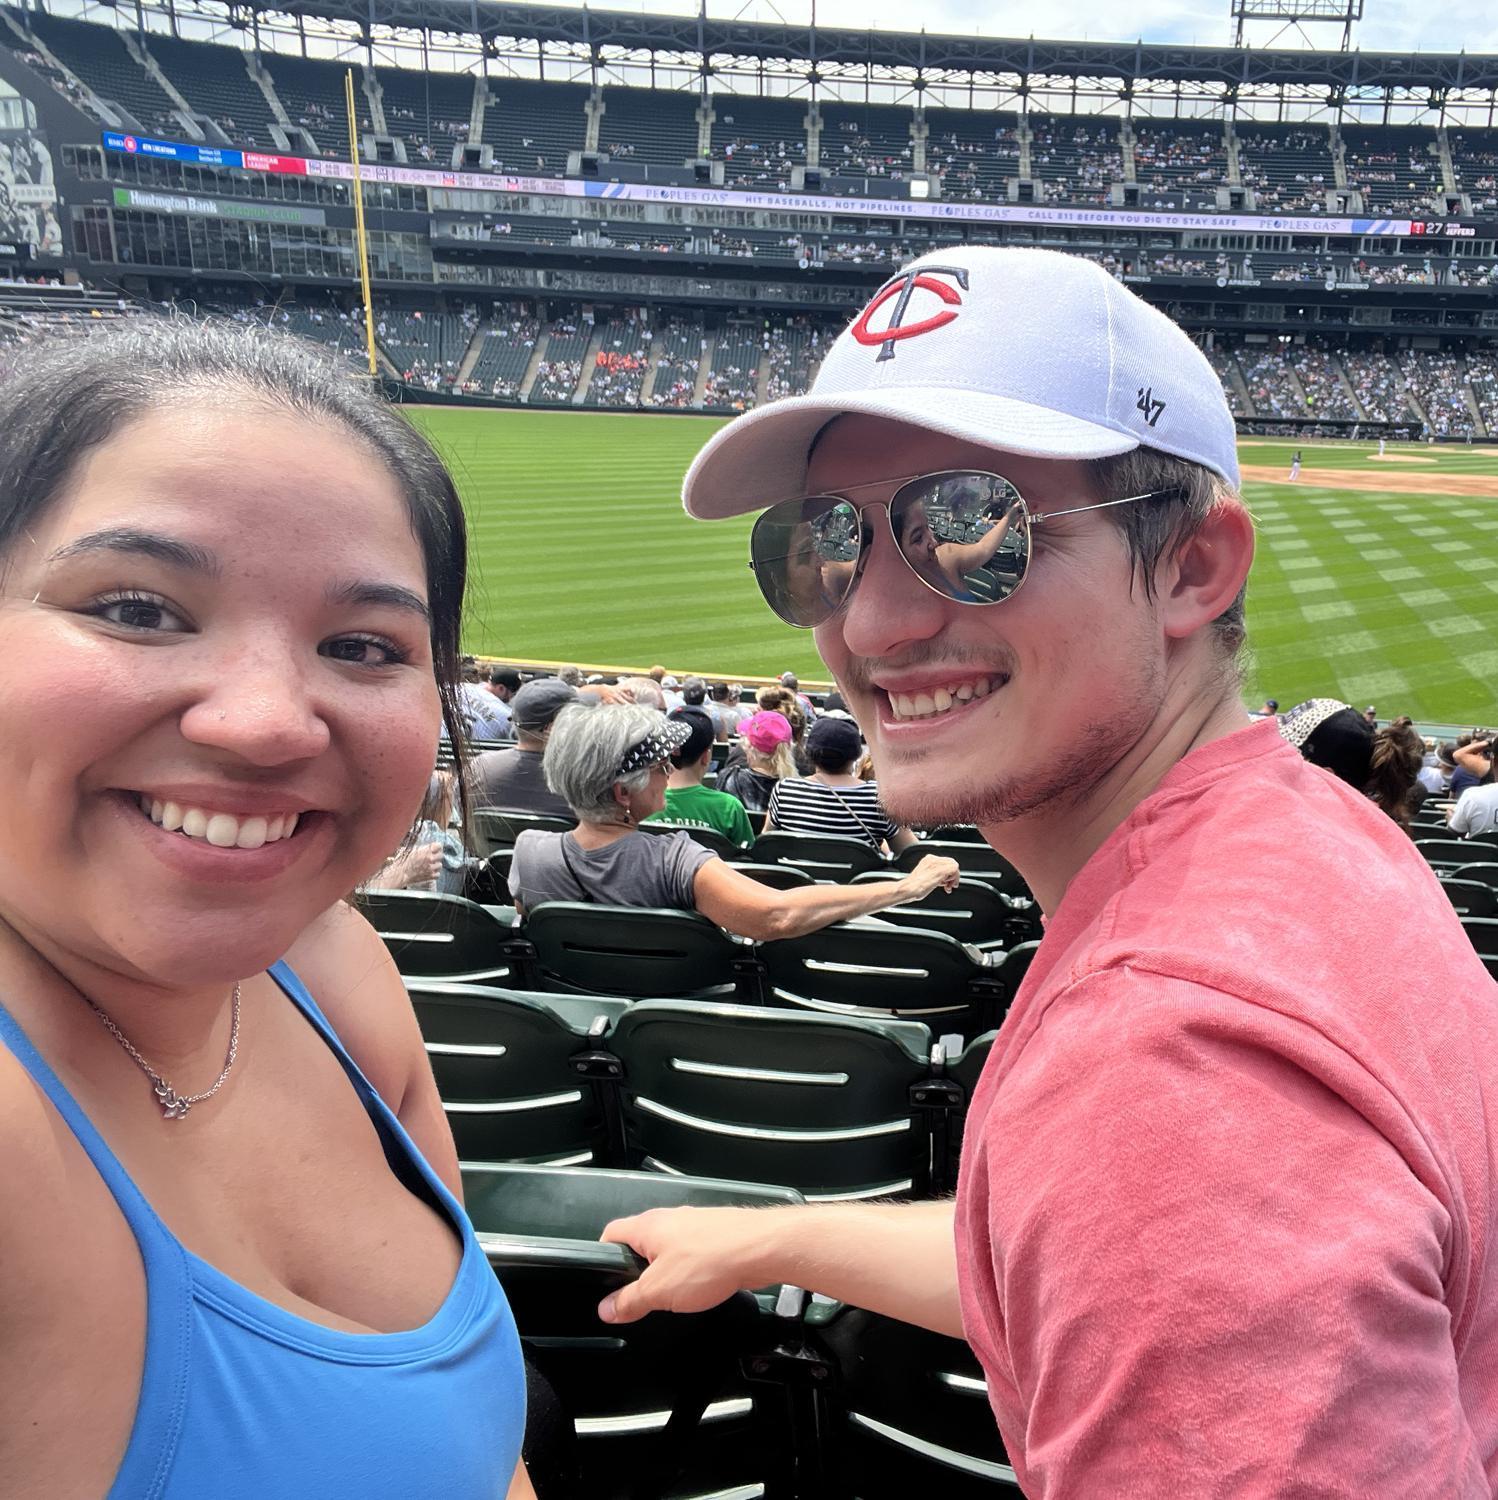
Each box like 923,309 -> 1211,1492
138,795 -> 300,850
889,676 -> 1005,721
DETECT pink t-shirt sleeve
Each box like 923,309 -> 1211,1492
963,969 -> 1485,1498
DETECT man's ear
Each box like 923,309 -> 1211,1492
1157,497 -> 1254,642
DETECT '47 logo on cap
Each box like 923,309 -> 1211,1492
850,266 -> 970,362
1136,387 -> 1167,427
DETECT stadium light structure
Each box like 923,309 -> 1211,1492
1232,0 -> 1364,52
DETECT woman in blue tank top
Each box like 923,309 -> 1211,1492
0,321 -> 531,1497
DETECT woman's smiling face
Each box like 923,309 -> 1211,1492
0,397 -> 443,989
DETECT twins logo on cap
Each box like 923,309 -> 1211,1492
850,265 -> 969,362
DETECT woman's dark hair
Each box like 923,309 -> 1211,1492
0,317 -> 471,810
1302,707 -> 1422,832
1365,716 -> 1424,831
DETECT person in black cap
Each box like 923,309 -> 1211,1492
765,717 -> 916,853
1278,698 -> 1424,831
469,678 -> 578,819
646,708 -> 753,848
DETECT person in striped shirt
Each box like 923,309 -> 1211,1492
765,718 -> 918,854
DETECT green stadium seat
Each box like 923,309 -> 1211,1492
471,808 -> 576,857
1439,879 -> 1498,919
1461,916 -> 1498,978
759,923 -> 1012,1034
815,1307 -> 1023,1497
894,840 -> 1030,897
406,982 -> 628,1166
638,819 -> 747,859
362,889 -> 528,984
1414,837 -> 1493,875
751,830 -> 888,882
733,862 -> 816,890
523,902 -> 763,1001
850,872 -> 1024,950
465,1163 -> 804,1500
1455,863 -> 1498,890
606,999 -> 942,1199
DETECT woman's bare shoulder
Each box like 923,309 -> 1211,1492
281,902 -> 421,1108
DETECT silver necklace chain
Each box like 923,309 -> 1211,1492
82,983 -> 242,1120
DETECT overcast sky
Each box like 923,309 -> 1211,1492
572,0 -> 1498,56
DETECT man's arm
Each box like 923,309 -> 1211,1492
599,1199 -> 962,1337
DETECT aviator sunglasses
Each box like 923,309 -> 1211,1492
748,469 -> 1183,629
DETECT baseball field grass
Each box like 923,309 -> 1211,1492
408,406 -> 1498,724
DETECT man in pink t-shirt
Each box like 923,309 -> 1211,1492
596,248 -> 1498,1495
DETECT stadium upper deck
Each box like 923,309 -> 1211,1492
4,0 -> 1498,219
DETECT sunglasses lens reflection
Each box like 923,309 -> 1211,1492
749,474 -> 1032,627
750,498 -> 862,627
891,473 -> 1031,604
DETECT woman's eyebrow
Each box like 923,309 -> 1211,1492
329,579 -> 431,621
46,527 -> 221,576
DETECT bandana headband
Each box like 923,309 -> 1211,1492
1278,698 -> 1351,751
616,719 -> 693,777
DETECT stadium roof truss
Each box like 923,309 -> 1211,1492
46,0 -> 1498,122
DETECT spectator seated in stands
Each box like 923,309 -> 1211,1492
1418,742 -> 1456,797
371,770 -> 480,895
506,704 -> 958,934
1450,733 -> 1496,801
707,679 -> 745,741
469,677 -> 578,818
1449,773 -> 1498,838
766,717 -> 917,854
448,656 -> 510,742
645,707 -> 753,848
1279,700 -> 1425,830
715,709 -> 796,814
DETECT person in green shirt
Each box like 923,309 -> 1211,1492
649,707 -> 754,848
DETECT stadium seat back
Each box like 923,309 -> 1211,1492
609,1000 -> 938,1199
816,1307 -> 1023,1498
733,862 -> 816,890
407,982 -> 627,1166
1455,862 -> 1498,891
751,830 -> 887,882
851,873 -> 1015,948
523,901 -> 756,1000
472,807 -> 576,857
361,889 -> 521,983
1461,916 -> 1498,958
894,840 -> 1030,896
465,1163 -> 803,1500
1414,837 -> 1491,875
639,819 -> 745,860
759,923 -> 1009,1032
1439,879 -> 1498,919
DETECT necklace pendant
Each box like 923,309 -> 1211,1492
154,1081 -> 188,1120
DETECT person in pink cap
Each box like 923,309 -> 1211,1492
598,247 -> 1498,1496
716,709 -> 796,815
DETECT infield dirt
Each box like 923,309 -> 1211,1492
1239,465 -> 1498,498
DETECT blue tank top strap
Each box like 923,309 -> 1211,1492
0,999 -> 193,1500
263,960 -> 472,1233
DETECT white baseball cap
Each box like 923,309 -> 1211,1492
682,245 -> 1239,520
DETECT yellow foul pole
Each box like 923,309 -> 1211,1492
345,68 -> 378,379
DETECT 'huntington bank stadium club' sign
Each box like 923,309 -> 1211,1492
103,131 -> 1489,241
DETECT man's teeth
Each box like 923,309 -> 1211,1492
140,796 -> 300,849
888,676 -> 1004,721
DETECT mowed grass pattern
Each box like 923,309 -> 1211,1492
410,408 -> 1498,721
